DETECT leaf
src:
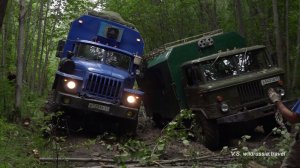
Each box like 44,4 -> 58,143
242,146 -> 248,151
182,139 -> 190,146
157,144 -> 165,151
168,121 -> 177,126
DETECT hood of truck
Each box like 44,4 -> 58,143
198,67 -> 284,92
74,58 -> 130,80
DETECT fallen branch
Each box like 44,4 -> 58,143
39,157 -> 138,164
156,155 -> 236,165
40,154 -> 236,166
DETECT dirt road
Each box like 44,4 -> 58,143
41,113 -> 284,168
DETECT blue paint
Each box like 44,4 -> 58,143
63,14 -> 144,57
54,12 -> 144,107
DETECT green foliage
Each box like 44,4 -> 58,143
115,109 -> 194,165
152,109 -> 194,156
0,117 -> 50,167
117,139 -> 153,164
105,0 -> 219,52
221,125 -> 296,167
0,78 -> 14,118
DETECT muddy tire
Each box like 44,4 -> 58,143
43,91 -> 61,136
117,117 -> 138,136
45,91 -> 60,114
125,119 -> 138,135
152,113 -> 163,128
152,113 -> 169,128
193,112 -> 220,150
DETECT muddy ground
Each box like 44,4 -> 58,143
41,112 -> 285,168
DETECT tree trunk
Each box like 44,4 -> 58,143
285,0 -> 290,88
195,0 -> 207,31
0,0 -> 8,29
253,1 -> 273,52
1,23 -> 6,113
212,0 -> 218,29
37,0 -> 51,94
272,0 -> 284,68
235,0 -> 245,37
30,0 -> 43,90
291,1 -> 300,89
40,0 -> 62,94
15,0 -> 26,117
23,0 -> 33,82
24,1 -> 39,83
1,25 -> 5,77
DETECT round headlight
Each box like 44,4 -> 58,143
66,81 -> 76,89
127,95 -> 136,104
277,88 -> 285,97
221,103 -> 229,113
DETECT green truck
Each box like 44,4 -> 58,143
138,30 -> 294,149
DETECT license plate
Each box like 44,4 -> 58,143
261,76 -> 280,86
88,103 -> 110,112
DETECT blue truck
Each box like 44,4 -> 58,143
48,11 -> 144,134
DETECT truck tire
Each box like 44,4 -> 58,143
43,91 -> 61,136
193,112 -> 220,150
44,91 -> 60,115
152,113 -> 163,128
152,113 -> 169,128
116,117 -> 138,136
125,118 -> 138,135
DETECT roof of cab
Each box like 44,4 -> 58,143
88,10 -> 136,29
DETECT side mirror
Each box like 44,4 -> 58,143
133,56 -> 142,66
56,40 -> 65,58
67,51 -> 74,59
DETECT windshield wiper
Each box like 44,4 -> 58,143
211,53 -> 221,66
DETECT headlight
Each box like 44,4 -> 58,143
220,103 -> 229,113
127,95 -> 137,104
277,88 -> 285,97
122,89 -> 142,108
66,81 -> 76,89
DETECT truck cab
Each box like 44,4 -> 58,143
51,11 -> 144,133
181,45 -> 292,148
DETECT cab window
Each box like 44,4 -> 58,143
184,64 -> 202,86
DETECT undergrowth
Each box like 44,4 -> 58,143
0,117 -> 47,167
115,109 -> 194,165
0,89 -> 61,168
221,124 -> 300,167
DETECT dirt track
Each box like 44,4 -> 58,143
41,113 -> 284,168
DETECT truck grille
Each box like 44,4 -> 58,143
237,80 -> 264,103
85,73 -> 122,101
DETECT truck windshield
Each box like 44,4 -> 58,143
75,43 -> 131,70
201,49 -> 270,81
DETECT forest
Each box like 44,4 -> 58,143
1,0 -> 300,167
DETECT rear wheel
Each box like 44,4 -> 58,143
193,112 -> 220,150
152,113 -> 169,128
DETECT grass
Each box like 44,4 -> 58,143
0,116 -> 59,168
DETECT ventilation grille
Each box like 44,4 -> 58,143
237,80 -> 265,103
85,73 -> 122,102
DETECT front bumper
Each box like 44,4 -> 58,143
216,99 -> 296,124
55,92 -> 138,120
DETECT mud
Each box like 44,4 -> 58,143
44,113 -> 284,168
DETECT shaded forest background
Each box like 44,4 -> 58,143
1,0 -> 300,120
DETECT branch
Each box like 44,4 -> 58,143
40,154 -> 236,165
39,157 -> 138,164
